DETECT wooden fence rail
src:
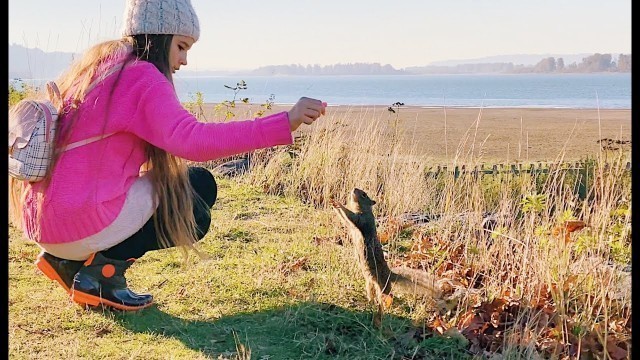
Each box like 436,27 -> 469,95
425,161 -> 631,179
424,161 -> 631,200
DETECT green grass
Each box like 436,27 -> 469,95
10,85 -> 630,358
9,177 -> 470,360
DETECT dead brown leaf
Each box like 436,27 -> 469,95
277,256 -> 308,275
381,293 -> 394,309
312,235 -> 343,246
606,338 -> 628,360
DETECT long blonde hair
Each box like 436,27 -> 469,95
9,35 -> 204,259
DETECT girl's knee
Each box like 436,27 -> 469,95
189,167 -> 217,208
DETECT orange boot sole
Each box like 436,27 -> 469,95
35,253 -> 72,294
70,290 -> 154,311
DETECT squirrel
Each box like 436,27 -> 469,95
331,188 -> 442,315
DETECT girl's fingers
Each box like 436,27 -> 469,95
292,98 -> 325,128
304,108 -> 320,119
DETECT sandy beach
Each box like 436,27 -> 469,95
200,104 -> 631,164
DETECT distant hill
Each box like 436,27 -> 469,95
9,44 -> 78,79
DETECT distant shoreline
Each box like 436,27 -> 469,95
202,102 -> 632,111
219,103 -> 632,114
270,103 -> 632,110
11,74 -> 631,110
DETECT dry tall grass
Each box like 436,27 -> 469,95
241,108 -> 631,358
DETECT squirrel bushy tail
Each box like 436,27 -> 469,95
389,266 -> 442,299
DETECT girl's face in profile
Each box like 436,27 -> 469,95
169,35 -> 195,74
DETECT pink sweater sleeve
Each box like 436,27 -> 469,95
127,73 -> 293,162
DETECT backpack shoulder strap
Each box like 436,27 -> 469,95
58,62 -> 127,153
61,132 -> 117,152
46,81 -> 63,105
85,62 -> 126,95
34,100 -> 57,142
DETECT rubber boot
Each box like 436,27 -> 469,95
35,251 -> 84,294
70,252 -> 154,311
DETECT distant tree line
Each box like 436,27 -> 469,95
251,62 -> 404,75
518,53 -> 631,73
251,53 -> 630,75
403,53 -> 631,74
406,63 -> 516,74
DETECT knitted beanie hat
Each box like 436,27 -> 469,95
121,0 -> 200,42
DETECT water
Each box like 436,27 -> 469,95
14,73 -> 630,109
173,73 -> 630,109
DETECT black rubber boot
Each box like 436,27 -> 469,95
70,252 -> 154,311
35,252 -> 84,294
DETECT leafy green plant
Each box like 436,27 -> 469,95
520,193 -> 546,214
214,80 -> 278,120
573,233 -> 598,256
215,80 -> 249,120
534,225 -> 552,251
606,205 -> 631,264
183,90 -> 206,120
254,93 -> 275,117
9,80 -> 32,106
558,209 -> 576,222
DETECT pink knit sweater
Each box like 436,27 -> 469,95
23,60 -> 293,244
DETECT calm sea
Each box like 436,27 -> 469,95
173,73 -> 631,109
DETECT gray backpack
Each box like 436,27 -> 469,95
8,68 -> 120,182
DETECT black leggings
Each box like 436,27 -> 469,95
101,166 -> 217,260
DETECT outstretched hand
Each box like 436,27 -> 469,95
288,97 -> 327,131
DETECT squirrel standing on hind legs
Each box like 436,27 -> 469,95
331,188 -> 442,324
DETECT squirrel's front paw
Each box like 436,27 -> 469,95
330,198 -> 341,208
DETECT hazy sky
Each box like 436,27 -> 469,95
9,0 -> 632,70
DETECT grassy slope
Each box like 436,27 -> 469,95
8,177 -> 469,360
